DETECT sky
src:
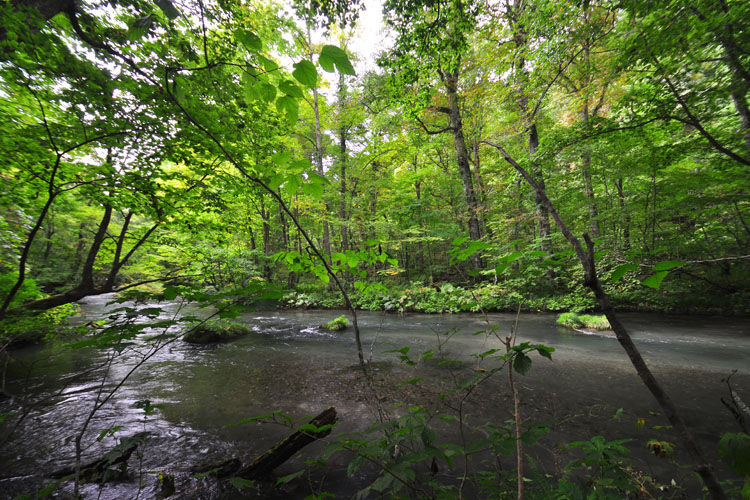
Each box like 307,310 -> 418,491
348,0 -> 392,72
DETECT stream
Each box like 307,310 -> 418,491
1,294 -> 748,499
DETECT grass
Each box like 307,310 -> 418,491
557,312 -> 611,330
183,320 -> 253,343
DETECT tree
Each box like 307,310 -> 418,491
380,0 -> 484,264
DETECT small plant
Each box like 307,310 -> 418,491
183,320 -> 253,343
322,315 -> 348,331
557,312 -> 611,330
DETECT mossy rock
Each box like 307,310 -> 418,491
557,312 -> 611,330
320,315 -> 349,331
183,320 -> 253,343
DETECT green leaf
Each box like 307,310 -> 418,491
163,286 -> 179,300
308,172 -> 330,185
276,96 -> 299,123
290,159 -> 310,172
293,60 -> 318,88
371,473 -> 394,492
642,271 -> 669,289
272,151 -> 292,166
127,15 -> 154,41
384,346 -> 410,354
397,377 -> 423,387
229,477 -> 255,490
653,260 -> 685,271
283,175 -> 302,196
421,426 -> 436,446
611,263 -> 638,282
319,45 -> 356,75
536,345 -> 554,359
513,352 -> 532,376
155,0 -> 180,19
717,432 -> 750,477
243,81 -> 259,104
279,80 -> 303,98
234,29 -> 262,52
258,82 -> 276,103
257,54 -> 279,71
302,182 -> 324,199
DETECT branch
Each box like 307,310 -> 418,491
426,106 -> 451,115
415,116 -> 452,135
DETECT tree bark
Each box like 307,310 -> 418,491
440,64 -> 483,269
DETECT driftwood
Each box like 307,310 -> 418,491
51,432 -> 149,483
188,457 -> 242,479
236,406 -> 337,479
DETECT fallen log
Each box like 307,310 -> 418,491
236,406 -> 337,479
189,457 -> 242,479
51,432 -> 149,483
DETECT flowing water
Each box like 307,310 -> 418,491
1,295 -> 748,499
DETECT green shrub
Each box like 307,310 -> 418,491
557,312 -> 611,330
183,320 -> 253,343
322,315 -> 348,331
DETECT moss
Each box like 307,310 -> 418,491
321,315 -> 349,331
557,312 -> 611,330
183,320 -> 253,343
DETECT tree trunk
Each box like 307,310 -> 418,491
581,102 -> 600,238
445,70 -> 482,245
471,139 -> 492,238
510,0 -> 551,252
616,178 -> 630,251
308,27 -> 332,270
338,72 -> 349,253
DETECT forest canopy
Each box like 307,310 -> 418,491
1,0 -> 749,330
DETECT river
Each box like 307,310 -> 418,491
1,295 -> 748,499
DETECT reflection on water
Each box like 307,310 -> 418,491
1,295 -> 748,498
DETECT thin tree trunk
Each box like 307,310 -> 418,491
482,139 -> 727,500
471,139 -> 492,238
0,156 -> 61,317
616,178 -> 630,251
307,27 -> 332,269
581,101 -> 600,238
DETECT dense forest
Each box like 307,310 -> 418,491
1,0 -> 749,322
1,0 -> 749,498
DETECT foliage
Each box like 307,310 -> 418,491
322,314 -> 349,331
557,312 -> 611,330
182,320 -> 253,344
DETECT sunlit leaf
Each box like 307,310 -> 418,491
276,96 -> 299,123
279,80 -> 303,98
234,29 -> 262,52
319,45 -> 355,75
642,271 -> 669,289
611,263 -> 638,282
292,60 -> 318,88
302,182 -> 323,199
653,260 -> 685,271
